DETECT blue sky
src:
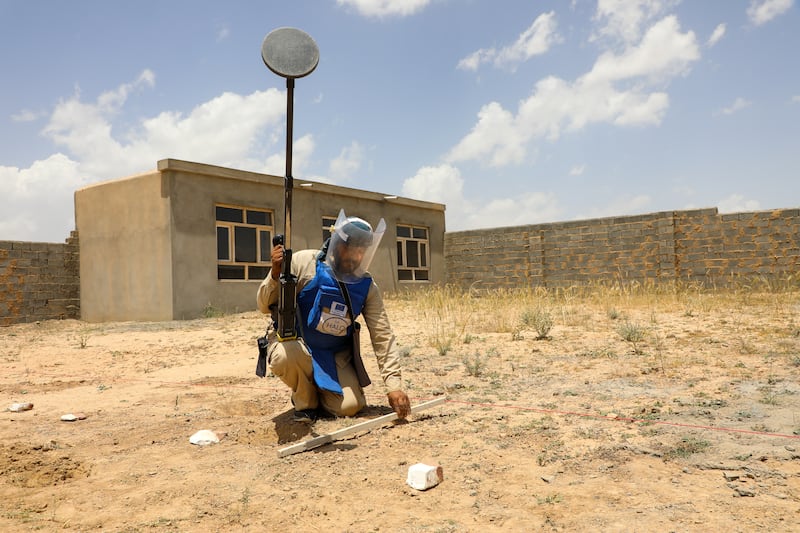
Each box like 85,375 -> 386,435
1,0 -> 797,242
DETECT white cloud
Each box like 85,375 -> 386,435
457,12 -> 561,72
336,0 -> 430,18
328,141 -> 365,183
11,109 -> 45,122
569,164 -> 586,176
584,16 -> 699,85
717,97 -> 751,116
401,164 -> 562,231
262,134 -> 316,177
577,194 -> 652,220
0,153 -> 82,200
402,164 -> 465,207
448,16 -> 698,167
793,95 -> 800,103
718,194 -> 761,213
0,154 -> 84,242
592,0 -> 677,45
0,214 -> 37,240
475,192 -> 562,229
99,69 -> 155,110
747,0 -> 794,26
42,71 -> 288,180
136,89 -> 287,170
707,23 -> 726,47
1,71 -> 314,242
457,50 -> 491,72
446,101 -> 525,166
216,24 -> 230,42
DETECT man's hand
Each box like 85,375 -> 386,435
270,245 -> 284,280
387,390 -> 410,419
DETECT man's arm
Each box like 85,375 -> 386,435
256,245 -> 282,314
361,281 -> 410,418
256,249 -> 318,314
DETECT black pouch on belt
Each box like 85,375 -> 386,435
255,331 -> 269,378
350,321 -> 371,387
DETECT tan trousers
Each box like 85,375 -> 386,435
267,337 -> 366,417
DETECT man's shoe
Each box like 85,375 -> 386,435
292,409 -> 317,424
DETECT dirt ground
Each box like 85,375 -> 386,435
1,289 -> 799,532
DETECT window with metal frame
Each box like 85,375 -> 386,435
322,215 -> 337,243
396,223 -> 430,282
215,204 -> 274,281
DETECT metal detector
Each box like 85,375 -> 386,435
261,27 -> 319,341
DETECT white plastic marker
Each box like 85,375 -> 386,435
277,397 -> 446,458
190,429 -> 221,446
406,462 -> 444,490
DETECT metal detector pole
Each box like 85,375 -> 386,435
261,27 -> 319,341
283,77 -> 295,255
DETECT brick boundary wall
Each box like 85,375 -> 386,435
0,231 -> 80,326
445,208 -> 800,290
2,207 -> 797,324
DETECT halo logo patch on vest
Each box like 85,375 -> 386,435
306,288 -> 351,336
317,311 -> 349,336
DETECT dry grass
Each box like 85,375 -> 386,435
1,275 -> 799,532
389,276 -> 800,362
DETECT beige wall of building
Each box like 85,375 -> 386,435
76,172 -> 174,322
76,159 -> 445,322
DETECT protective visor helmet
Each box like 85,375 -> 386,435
325,209 -> 386,283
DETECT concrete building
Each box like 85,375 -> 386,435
75,159 -> 445,322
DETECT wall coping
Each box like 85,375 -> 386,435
156,158 -> 445,213
446,208 -> 723,237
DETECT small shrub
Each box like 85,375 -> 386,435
617,321 -> 646,354
463,351 -> 486,377
521,307 -> 554,340
434,337 -> 453,356
737,337 -> 757,355
664,436 -> 710,460
537,493 -> 562,505
202,302 -> 225,318
398,344 -> 414,358
759,386 -> 779,405
579,346 -> 617,359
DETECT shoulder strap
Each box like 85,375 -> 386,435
335,278 -> 355,322
336,277 -> 371,387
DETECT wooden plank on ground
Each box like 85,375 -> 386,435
277,397 -> 447,458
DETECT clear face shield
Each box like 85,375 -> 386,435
325,209 -> 386,283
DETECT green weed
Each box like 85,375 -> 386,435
521,307 -> 554,340
617,321 -> 647,354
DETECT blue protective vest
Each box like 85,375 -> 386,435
297,260 -> 371,394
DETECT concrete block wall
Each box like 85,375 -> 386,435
2,207 -> 797,325
445,226 -> 539,289
0,231 -> 80,325
674,208 -> 800,281
539,211 -> 675,286
445,208 -> 800,289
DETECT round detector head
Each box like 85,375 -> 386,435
261,27 -> 319,79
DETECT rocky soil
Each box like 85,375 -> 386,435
1,289 -> 799,531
